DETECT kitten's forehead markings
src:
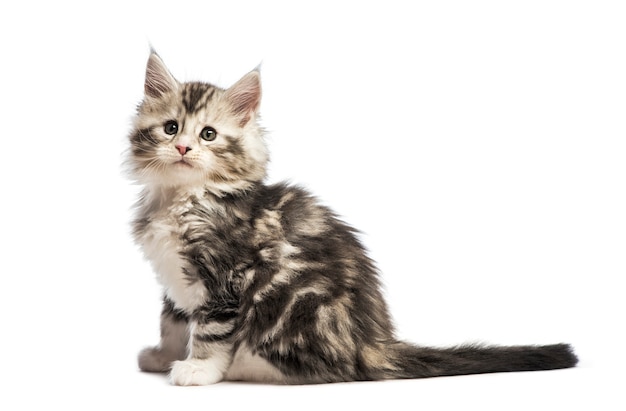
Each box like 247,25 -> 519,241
182,83 -> 218,115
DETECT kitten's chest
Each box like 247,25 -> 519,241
139,194 -> 208,313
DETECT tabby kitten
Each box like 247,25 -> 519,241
128,52 -> 577,385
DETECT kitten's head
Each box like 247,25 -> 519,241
127,52 -> 268,194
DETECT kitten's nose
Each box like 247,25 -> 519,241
175,145 -> 192,156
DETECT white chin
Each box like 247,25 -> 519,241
161,166 -> 204,187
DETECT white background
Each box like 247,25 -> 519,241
1,1 -> 624,409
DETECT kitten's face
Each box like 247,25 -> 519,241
128,53 -> 268,192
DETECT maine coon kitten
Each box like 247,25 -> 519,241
128,52 -> 577,385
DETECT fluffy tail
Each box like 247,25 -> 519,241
378,342 -> 578,379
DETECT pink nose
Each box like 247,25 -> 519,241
176,145 -> 191,155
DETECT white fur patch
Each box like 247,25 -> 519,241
139,188 -> 208,313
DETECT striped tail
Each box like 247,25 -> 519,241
381,342 -> 578,379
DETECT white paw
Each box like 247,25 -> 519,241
169,359 -> 224,386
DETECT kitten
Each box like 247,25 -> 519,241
128,51 -> 577,385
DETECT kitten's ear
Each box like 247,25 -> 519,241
144,52 -> 178,98
223,69 -> 261,124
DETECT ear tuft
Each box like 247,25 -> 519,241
144,52 -> 178,98
223,70 -> 261,123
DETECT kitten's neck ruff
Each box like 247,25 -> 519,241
143,184 -> 202,208
140,178 -> 257,212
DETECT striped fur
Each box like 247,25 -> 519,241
129,52 -> 577,385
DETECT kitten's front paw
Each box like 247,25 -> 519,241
169,359 -> 224,386
138,346 -> 175,373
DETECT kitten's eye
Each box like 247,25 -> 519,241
164,120 -> 178,135
200,126 -> 217,142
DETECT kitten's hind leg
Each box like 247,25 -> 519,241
138,298 -> 189,373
